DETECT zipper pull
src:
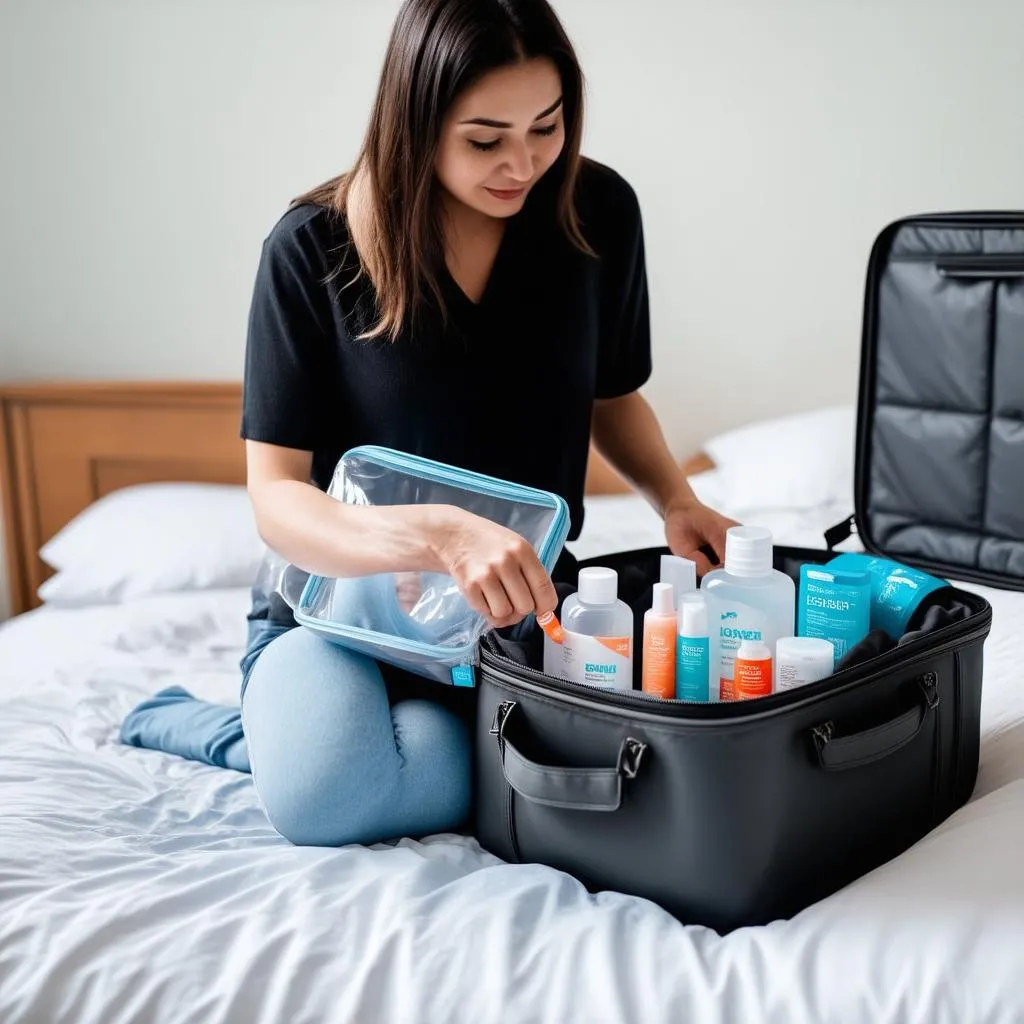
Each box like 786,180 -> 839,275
617,737 -> 648,780
812,720 -> 835,752
489,700 -> 516,736
824,515 -> 856,551
918,672 -> 940,710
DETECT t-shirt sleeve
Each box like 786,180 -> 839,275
593,179 -> 653,400
240,213 -> 329,450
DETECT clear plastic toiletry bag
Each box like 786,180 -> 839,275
292,446 -> 571,686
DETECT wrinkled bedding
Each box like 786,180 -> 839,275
2,494 -> 1023,1024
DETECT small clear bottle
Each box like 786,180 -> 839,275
543,567 -> 634,690
701,526 -> 795,701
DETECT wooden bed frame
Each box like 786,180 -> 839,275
0,382 -> 245,616
0,381 -> 713,617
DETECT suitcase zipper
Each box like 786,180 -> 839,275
480,621 -> 987,725
953,649 -> 965,799
926,672 -> 943,821
936,255 -> 1024,278
490,701 -> 522,861
886,254 -> 1024,278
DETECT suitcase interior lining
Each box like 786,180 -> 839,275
491,546 -> 976,691
864,224 -> 1024,580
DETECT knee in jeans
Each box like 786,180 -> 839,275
255,762 -> 363,848
243,628 -> 473,845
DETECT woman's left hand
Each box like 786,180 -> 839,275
664,499 -> 740,577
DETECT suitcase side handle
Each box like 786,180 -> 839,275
494,702 -> 647,812
812,674 -> 939,771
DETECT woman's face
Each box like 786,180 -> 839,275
435,57 -> 565,220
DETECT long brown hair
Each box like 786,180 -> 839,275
294,0 -> 591,341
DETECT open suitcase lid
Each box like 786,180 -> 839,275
828,212 -> 1024,591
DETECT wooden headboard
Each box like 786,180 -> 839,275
0,380 -> 714,617
0,382 -> 246,616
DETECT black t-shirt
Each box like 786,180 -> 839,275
242,158 -> 652,625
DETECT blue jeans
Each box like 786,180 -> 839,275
120,623 -> 473,848
242,626 -> 472,846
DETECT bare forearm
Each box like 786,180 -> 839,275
249,478 -> 450,578
591,392 -> 697,516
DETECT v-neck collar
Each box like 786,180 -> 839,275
441,207 -> 526,313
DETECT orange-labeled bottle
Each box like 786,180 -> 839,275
733,640 -> 773,700
642,582 -> 677,699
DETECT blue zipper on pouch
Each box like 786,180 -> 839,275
342,446 -> 571,570
292,447 -> 572,685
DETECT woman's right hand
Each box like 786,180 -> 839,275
429,507 -> 558,629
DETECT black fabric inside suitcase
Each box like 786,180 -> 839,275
472,212 -> 1021,932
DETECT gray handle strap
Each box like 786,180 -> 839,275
495,701 -> 647,812
813,676 -> 939,771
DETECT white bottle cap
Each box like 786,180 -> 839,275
736,639 -> 772,661
724,526 -> 774,577
578,566 -> 618,605
678,593 -> 708,637
651,582 -> 674,615
660,555 -> 696,601
776,637 -> 834,677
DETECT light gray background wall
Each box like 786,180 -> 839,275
2,0 -> 1023,617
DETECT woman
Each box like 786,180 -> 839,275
121,0 -> 736,847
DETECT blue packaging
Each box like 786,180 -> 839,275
676,594 -> 711,701
826,553 -> 950,641
798,564 -> 871,664
677,636 -> 710,701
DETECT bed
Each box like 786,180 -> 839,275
1,383 -> 1023,1024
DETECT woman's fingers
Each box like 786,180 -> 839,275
690,549 -> 715,577
439,512 -> 557,627
477,576 -> 514,624
499,564 -> 537,621
518,551 -> 558,616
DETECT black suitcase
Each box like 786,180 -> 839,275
474,212 -> 1024,932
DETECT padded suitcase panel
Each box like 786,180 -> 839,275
862,221 -> 1024,584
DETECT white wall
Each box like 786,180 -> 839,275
2,0 -> 1023,614
4,0 -> 1024,440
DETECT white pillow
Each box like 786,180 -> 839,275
702,405 -> 857,512
38,483 -> 266,606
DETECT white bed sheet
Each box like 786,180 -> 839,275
2,494 -> 1024,1024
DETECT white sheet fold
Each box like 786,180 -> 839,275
2,502 -> 1023,1024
